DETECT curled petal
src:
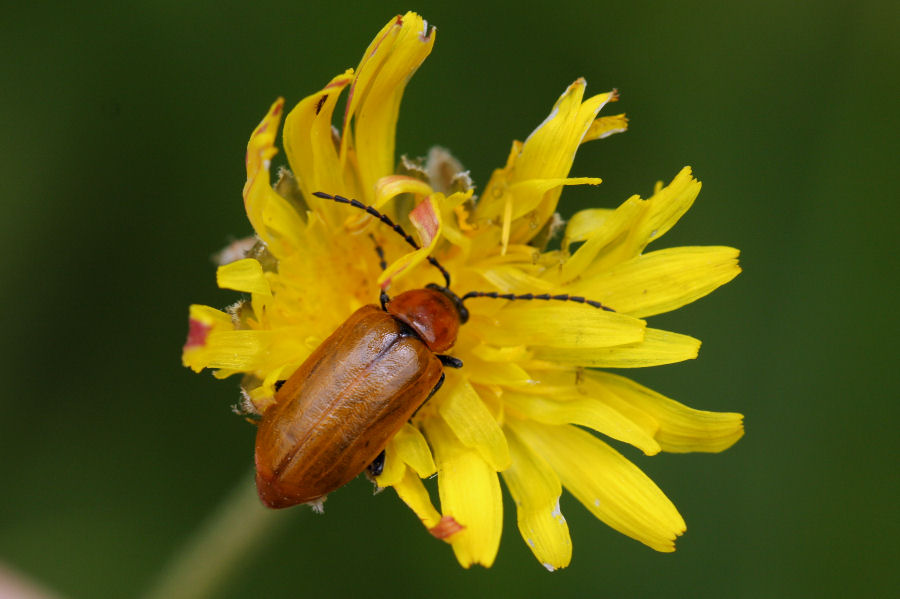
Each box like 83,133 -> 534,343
582,113 -> 628,142
282,70 -> 355,222
424,417 -> 503,568
374,175 -> 434,209
391,422 -> 436,477
392,467 -> 443,530
243,99 -> 306,258
342,12 -> 435,203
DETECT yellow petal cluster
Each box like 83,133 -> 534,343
182,12 -> 743,570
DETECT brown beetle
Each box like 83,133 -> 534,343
255,288 -> 465,508
254,192 -> 611,509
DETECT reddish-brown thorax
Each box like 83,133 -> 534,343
385,288 -> 461,353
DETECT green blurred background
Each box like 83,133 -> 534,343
2,1 -> 897,597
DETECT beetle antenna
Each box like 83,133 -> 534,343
368,234 -> 392,310
313,191 -> 451,287
461,291 -> 615,312
369,233 -> 388,272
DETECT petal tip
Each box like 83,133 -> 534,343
429,515 -> 466,541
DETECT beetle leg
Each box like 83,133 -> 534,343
427,372 -> 445,400
380,290 -> 390,311
437,355 -> 463,369
411,372 -> 446,420
367,450 -> 386,477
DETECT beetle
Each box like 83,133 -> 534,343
254,192 -> 612,509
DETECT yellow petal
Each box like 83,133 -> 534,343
469,264 -> 553,297
588,371 -> 745,453
501,428 -> 572,570
438,191 -> 476,252
185,304 -> 231,329
182,305 -> 234,372
342,12 -> 435,203
439,377 -> 511,471
392,422 -> 436,477
503,368 -> 586,396
216,258 -> 271,296
242,99 -> 306,257
197,329 -> 272,371
582,113 -> 628,142
573,246 -> 741,318
424,417 -> 503,568
559,167 -> 704,279
635,166 -> 701,248
392,467 -> 442,530
592,167 -> 701,270
511,84 -> 615,243
375,438 -> 407,487
562,207 -> 616,246
512,420 -> 685,552
458,348 -> 533,386
243,98 -> 282,189
469,343 -> 532,364
373,175 -> 434,209
533,327 -> 700,367
477,80 -> 615,245
282,70 -> 355,222
503,177 -> 602,221
503,391 -> 661,456
485,302 -> 645,349
558,195 -> 644,282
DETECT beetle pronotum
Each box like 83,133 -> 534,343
254,192 -> 613,509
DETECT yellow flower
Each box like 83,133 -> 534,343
183,12 -> 743,571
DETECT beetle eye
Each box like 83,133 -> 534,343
456,302 -> 469,324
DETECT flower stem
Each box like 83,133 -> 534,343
141,469 -> 296,599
